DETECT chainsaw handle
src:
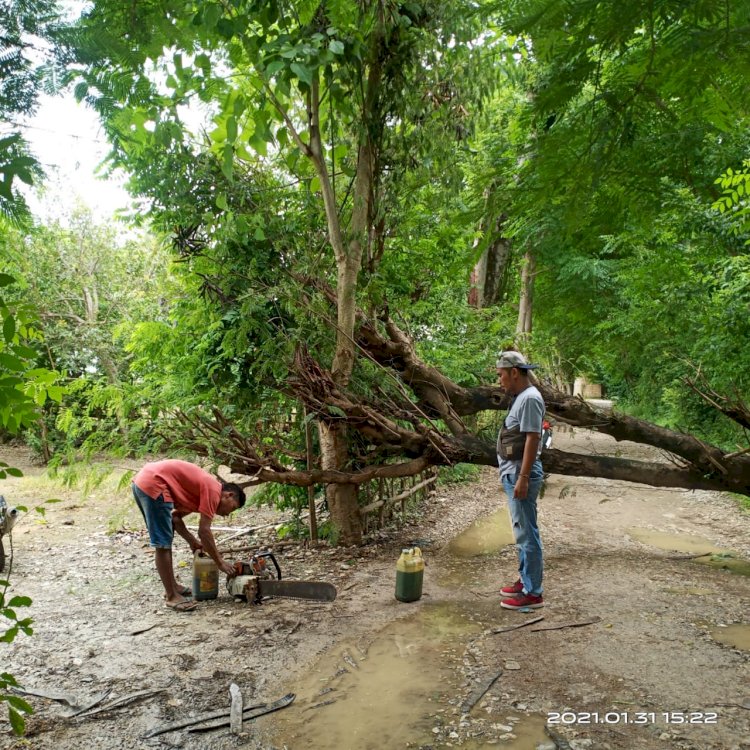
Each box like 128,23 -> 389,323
257,551 -> 282,580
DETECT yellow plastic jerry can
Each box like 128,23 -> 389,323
192,551 -> 219,600
395,547 -> 424,603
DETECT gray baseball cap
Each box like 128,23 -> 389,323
496,351 -> 540,370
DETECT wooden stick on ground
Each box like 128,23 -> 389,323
492,616 -> 544,634
74,688 -> 166,719
187,693 -> 296,733
710,698 -> 750,710
530,616 -> 601,632
129,622 -> 160,636
143,701 -> 269,738
10,686 -> 84,709
664,552 -> 713,560
460,671 -> 503,715
229,684 -> 243,735
65,689 -> 113,718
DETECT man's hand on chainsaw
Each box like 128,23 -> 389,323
219,560 -> 237,577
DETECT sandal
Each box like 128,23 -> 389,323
164,585 -> 193,600
165,599 -> 198,612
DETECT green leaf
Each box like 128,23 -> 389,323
329,40 -> 344,55
12,345 -> 37,359
0,353 -> 24,371
46,385 -> 64,402
203,3 -> 221,28
7,597 -> 32,608
217,17 -> 235,38
254,226 -> 266,241
248,132 -> 268,156
226,116 -> 238,142
5,695 -> 33,713
221,144 -> 234,180
265,60 -> 285,77
290,62 -> 313,86
9,706 -> 26,735
3,314 -> 15,343
0,625 -> 18,643
215,193 -> 228,210
6,468 -> 22,477
195,53 -> 211,72
0,274 -> 15,288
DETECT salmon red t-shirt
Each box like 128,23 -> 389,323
134,460 -> 222,518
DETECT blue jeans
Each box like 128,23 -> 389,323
501,460 -> 544,596
132,483 -> 174,549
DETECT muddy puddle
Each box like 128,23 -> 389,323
628,528 -> 750,576
710,623 -> 750,651
438,509 -> 515,589
271,511 -> 523,749
446,509 -> 514,557
270,602 -> 481,749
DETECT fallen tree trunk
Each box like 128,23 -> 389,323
356,314 -> 750,496
172,309 -> 750,500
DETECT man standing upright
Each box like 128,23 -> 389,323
132,459 -> 246,611
496,351 -> 546,610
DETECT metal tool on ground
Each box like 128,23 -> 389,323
226,550 -> 337,604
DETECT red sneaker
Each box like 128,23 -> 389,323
500,580 -> 524,596
501,593 -> 543,610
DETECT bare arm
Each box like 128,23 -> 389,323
198,514 -> 235,576
514,432 -> 541,499
172,511 -> 202,552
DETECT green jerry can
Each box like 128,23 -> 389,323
395,547 -> 424,603
192,551 -> 219,601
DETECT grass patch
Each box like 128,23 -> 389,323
438,463 -> 482,485
732,493 -> 750,514
107,498 -> 142,535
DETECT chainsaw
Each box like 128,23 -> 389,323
226,551 -> 337,604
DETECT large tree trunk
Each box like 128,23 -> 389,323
318,421 -> 359,544
303,44 -> 383,545
470,213 -> 513,308
516,249 -> 535,335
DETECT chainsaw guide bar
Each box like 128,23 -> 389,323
227,552 -> 337,603
227,574 -> 337,603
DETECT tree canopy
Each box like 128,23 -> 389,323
2,0 -> 748,545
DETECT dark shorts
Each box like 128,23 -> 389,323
132,483 -> 174,549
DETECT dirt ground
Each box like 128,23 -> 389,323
0,428 -> 748,750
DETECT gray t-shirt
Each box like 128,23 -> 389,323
497,385 -> 545,479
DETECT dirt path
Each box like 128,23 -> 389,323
0,429 -> 748,750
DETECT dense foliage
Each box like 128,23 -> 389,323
469,0 -> 750,445
2,0 -> 748,513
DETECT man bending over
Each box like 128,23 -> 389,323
132,459 -> 246,611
